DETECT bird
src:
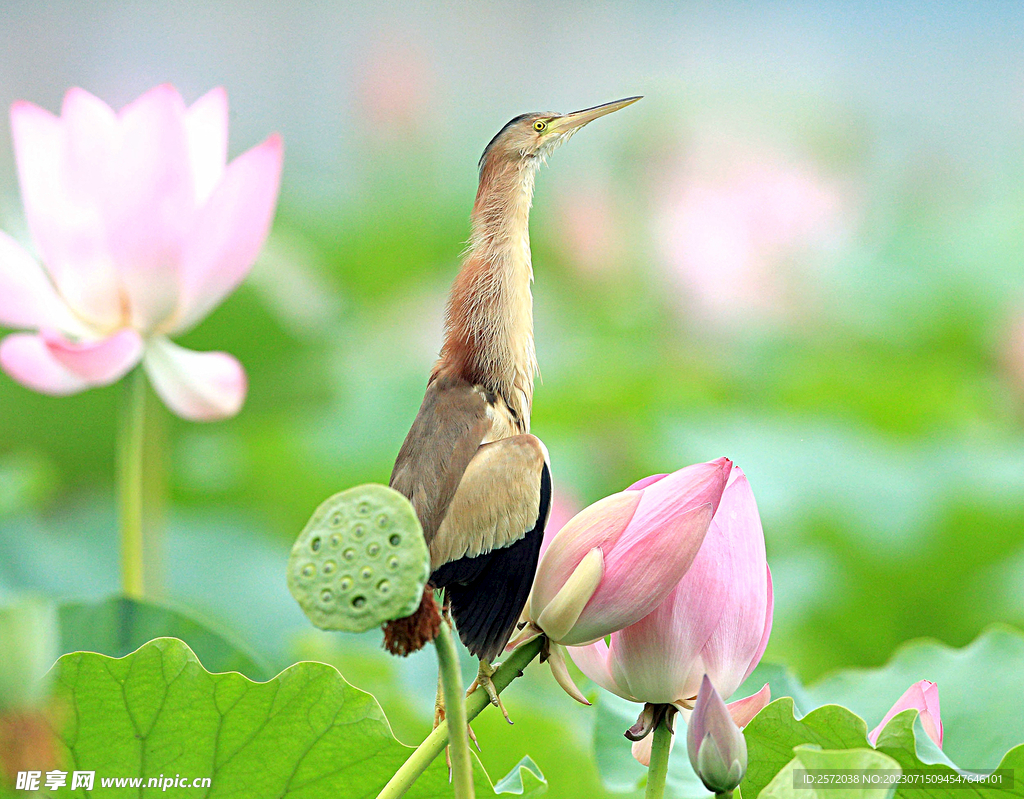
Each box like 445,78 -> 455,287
384,96 -> 642,720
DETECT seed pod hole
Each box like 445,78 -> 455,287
287,484 -> 432,633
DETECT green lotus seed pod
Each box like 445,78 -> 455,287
288,484 -> 430,633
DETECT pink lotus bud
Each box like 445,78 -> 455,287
0,85 -> 282,420
868,680 -> 943,748
687,675 -> 747,794
526,458 -> 731,647
569,465 -> 773,757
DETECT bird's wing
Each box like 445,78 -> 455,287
390,373 -> 492,545
428,434 -> 550,570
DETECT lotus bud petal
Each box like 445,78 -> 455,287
687,675 -> 747,794
868,680 -> 942,748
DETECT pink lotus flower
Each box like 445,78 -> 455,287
868,680 -> 943,748
0,85 -> 282,420
569,465 -> 773,764
512,458 -> 731,704
527,457 -> 731,647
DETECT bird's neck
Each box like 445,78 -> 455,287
438,157 -> 539,428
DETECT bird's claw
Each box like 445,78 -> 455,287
468,660 -> 512,724
436,686 -> 480,781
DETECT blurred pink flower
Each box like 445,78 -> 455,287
0,85 -> 282,420
569,465 -> 772,764
357,37 -> 435,138
1001,315 -> 1024,402
868,680 -> 943,748
655,145 -> 847,327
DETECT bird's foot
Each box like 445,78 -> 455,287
436,680 -> 480,781
467,659 -> 512,724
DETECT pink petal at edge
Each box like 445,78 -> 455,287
172,134 -> 283,333
741,565 -> 774,685
616,458 -> 731,554
10,96 -> 122,328
694,472 -> 770,693
1,333 -> 89,395
567,638 -> 633,701
726,683 -> 771,728
185,87 -> 228,206
42,329 -> 144,383
143,337 -> 247,420
868,680 -> 943,748
626,473 -> 668,491
0,232 -> 82,333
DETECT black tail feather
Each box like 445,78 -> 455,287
431,463 -> 552,661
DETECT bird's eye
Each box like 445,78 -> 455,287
533,120 -> 547,132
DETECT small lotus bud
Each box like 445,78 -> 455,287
686,675 -> 747,795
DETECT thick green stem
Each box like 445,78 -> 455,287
435,623 -> 474,798
117,368 -> 146,599
645,716 -> 673,799
376,635 -> 545,799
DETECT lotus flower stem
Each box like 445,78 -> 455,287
376,635 -> 545,799
117,367 -> 147,598
645,718 -> 672,799
435,622 -> 474,798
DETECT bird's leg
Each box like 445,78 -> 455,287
467,658 -> 512,724
434,599 -> 452,728
434,601 -> 480,781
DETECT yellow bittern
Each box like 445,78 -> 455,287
384,96 -> 642,717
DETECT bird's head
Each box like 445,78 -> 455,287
478,96 -> 642,173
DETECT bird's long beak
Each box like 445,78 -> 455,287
550,96 -> 642,133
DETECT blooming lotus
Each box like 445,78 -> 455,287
868,680 -> 942,748
569,465 -> 772,764
0,85 -> 282,420
511,458 -> 731,702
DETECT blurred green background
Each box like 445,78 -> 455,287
3,2 -> 1024,796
